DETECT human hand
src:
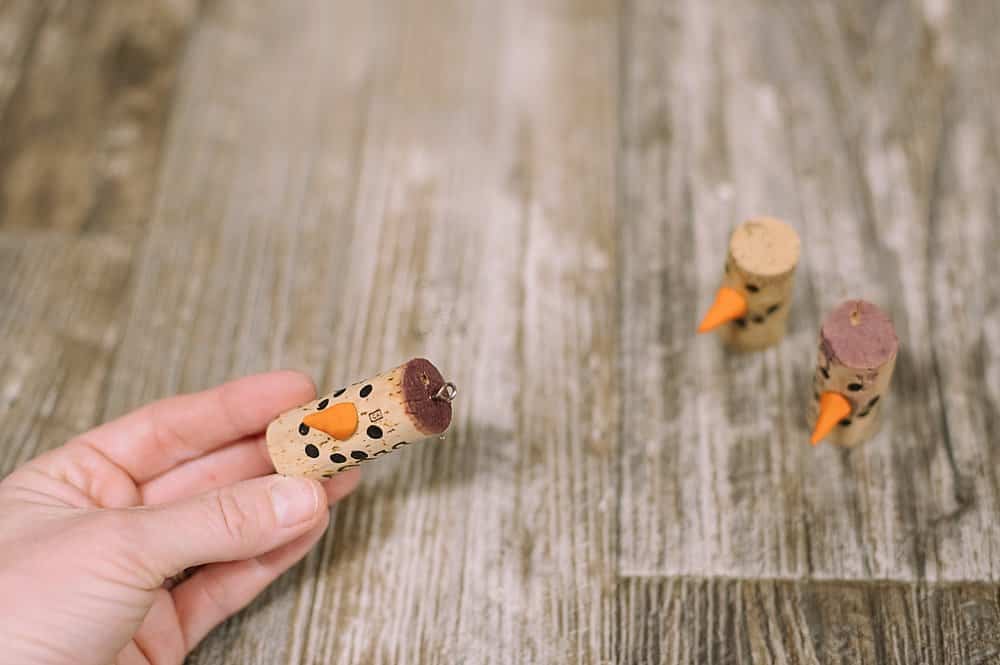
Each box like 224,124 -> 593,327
0,372 -> 360,665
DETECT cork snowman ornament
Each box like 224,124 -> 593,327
698,218 -> 801,351
267,358 -> 457,478
809,301 -> 898,447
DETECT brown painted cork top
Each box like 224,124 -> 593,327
402,358 -> 452,435
729,217 -> 800,277
821,300 -> 898,370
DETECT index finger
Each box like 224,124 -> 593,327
77,371 -> 315,483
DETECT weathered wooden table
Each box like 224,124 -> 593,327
2,1 -> 998,662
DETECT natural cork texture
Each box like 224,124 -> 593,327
716,217 -> 800,351
266,358 -> 454,478
809,301 -> 898,448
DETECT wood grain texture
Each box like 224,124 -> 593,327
616,578 -> 1000,665
0,0 -> 202,236
1,0 -> 999,662
0,0 -> 202,473
620,0 -> 1000,582
97,0 -> 619,663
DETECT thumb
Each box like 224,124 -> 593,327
127,475 -> 327,579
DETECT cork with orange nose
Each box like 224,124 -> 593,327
698,218 -> 801,352
266,358 -> 456,478
809,301 -> 898,448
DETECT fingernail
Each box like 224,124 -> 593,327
270,477 -> 319,527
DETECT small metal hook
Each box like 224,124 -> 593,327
433,382 -> 458,403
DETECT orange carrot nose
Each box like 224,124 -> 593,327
303,402 -> 359,440
810,392 -> 853,445
697,287 -> 748,333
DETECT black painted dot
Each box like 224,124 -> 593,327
298,423 -> 310,436
867,395 -> 881,409
766,304 -> 781,315
359,384 -> 373,398
733,317 -> 748,329
351,450 -> 368,460
305,444 -> 320,458
317,398 -> 329,409
330,453 -> 347,464
746,284 -> 760,293
847,383 -> 863,392
333,388 -> 346,397
751,315 -> 765,324
839,418 -> 852,427
820,366 -> 830,379
367,425 -> 383,439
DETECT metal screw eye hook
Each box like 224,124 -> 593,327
433,382 -> 459,403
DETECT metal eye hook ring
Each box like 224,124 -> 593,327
433,382 -> 459,403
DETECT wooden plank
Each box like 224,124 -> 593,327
0,1 -> 202,471
106,0 -> 619,662
616,577 -> 1000,665
0,0 -> 201,236
0,233 -> 133,473
620,0 -> 1000,581
921,0 -> 1000,585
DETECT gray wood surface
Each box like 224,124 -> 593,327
1,0 -> 998,663
621,0 -> 1000,583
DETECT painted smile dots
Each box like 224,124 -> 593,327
808,301 -> 898,447
265,358 -> 457,479
697,217 -> 801,352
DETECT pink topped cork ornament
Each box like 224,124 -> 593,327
809,301 -> 898,447
266,358 -> 457,479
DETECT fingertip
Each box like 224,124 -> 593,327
262,370 -> 317,403
321,468 -> 361,505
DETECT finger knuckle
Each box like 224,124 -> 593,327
210,489 -> 258,548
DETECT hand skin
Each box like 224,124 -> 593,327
0,372 -> 360,665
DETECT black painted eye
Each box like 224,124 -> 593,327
367,425 -> 383,439
359,384 -> 373,398
766,304 -> 780,315
305,444 -> 320,458
733,318 -> 748,328
839,419 -> 852,427
330,453 -> 346,464
333,388 -> 346,397
351,450 -> 368,460
820,366 -> 830,379
848,383 -> 863,392
317,398 -> 329,409
867,395 -> 880,409
298,423 -> 310,435
746,284 -> 760,293
751,315 -> 765,324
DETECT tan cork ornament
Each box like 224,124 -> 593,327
697,217 -> 801,352
809,301 -> 898,447
266,358 -> 457,479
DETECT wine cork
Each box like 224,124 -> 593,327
808,301 -> 898,447
697,217 -> 801,352
266,358 -> 456,478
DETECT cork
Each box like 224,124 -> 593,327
808,301 -> 898,448
266,358 -> 456,478
700,217 -> 801,352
